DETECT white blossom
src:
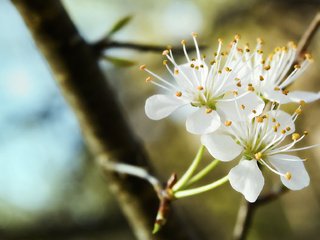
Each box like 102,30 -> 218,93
237,40 -> 320,104
202,101 -> 314,202
142,34 -> 264,135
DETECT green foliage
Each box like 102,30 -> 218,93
107,15 -> 132,37
103,55 -> 135,67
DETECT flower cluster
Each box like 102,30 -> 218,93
141,33 -> 319,202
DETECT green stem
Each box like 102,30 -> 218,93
185,159 -> 220,187
174,175 -> 229,198
172,145 -> 205,191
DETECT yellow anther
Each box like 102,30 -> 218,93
210,60 -> 216,65
174,69 -> 179,75
162,50 -> 169,56
206,108 -> 213,114
192,32 -> 198,37
197,86 -> 204,91
281,129 -> 286,134
255,152 -> 262,160
285,172 -> 292,180
200,64 -> 204,68
190,63 -> 195,68
233,91 -> 239,96
272,118 -> 276,122
225,67 -> 232,72
294,64 -> 301,69
276,122 -> 280,127
234,77 -> 240,81
257,38 -> 264,44
175,91 -> 182,97
259,75 -> 264,81
236,82 -> 242,87
295,108 -> 302,115
257,50 -> 263,54
304,53 -> 313,61
303,130 -> 308,136
218,70 -> 222,74
234,34 -> 241,40
225,120 -> 232,126
292,133 -> 301,141
218,38 -> 223,43
181,39 -> 186,45
163,60 -> 168,65
240,104 -> 245,110
282,89 -> 289,95
145,76 -> 152,82
286,127 -> 291,131
252,110 -> 257,114
299,100 -> 306,106
273,126 -> 278,132
248,86 -> 255,91
288,41 -> 297,49
256,117 -> 264,123
195,66 -> 199,70
139,64 -> 147,70
264,65 -> 271,71
274,87 -> 280,91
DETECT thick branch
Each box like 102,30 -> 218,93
10,1 -> 200,239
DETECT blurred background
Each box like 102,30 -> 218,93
0,0 -> 319,239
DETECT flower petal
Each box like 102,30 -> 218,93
216,91 -> 265,122
268,154 -> 310,190
228,160 -> 264,202
287,91 -> 320,103
186,108 -> 221,135
145,94 -> 184,120
201,133 -> 243,161
264,110 -> 295,138
263,88 -> 291,104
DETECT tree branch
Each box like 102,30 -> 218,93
92,39 -> 205,56
232,12 -> 320,240
10,1 -> 201,239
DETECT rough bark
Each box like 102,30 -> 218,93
10,0 -> 200,239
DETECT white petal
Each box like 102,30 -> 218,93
216,91 -> 265,122
263,88 -> 291,104
201,133 -> 243,161
287,91 -> 320,103
186,108 -> 221,134
145,94 -> 184,120
228,160 -> 264,202
265,110 -> 295,138
268,154 -> 310,190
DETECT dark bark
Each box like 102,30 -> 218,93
10,0 -> 200,239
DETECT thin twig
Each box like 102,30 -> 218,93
92,39 -> 206,56
295,12 -> 320,61
232,12 -> 320,240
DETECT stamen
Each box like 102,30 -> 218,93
206,108 -> 213,114
145,76 -> 152,83
255,152 -> 262,160
259,75 -> 264,81
162,50 -> 169,56
285,172 -> 292,180
225,120 -> 232,126
176,91 -> 182,97
139,64 -> 147,70
292,133 -> 301,141
197,86 -> 204,91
